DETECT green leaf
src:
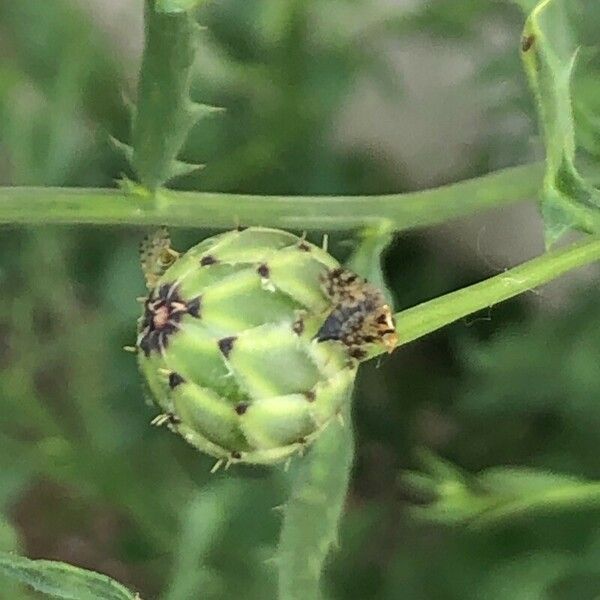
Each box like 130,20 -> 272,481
131,2 -> 213,190
519,0 -> 600,245
0,552 -> 140,600
403,452 -> 600,528
162,482 -> 236,600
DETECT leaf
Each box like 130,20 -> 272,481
132,3 -> 201,191
477,552 -> 575,600
403,451 -> 600,528
0,552 -> 140,600
162,482 -> 236,600
518,0 -> 600,246
166,158 -> 206,181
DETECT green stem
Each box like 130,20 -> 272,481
0,162 -> 541,229
374,234 -> 600,357
278,408 -> 354,600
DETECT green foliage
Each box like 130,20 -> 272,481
277,413 -> 354,600
405,451 -> 600,527
162,482 -> 236,600
1,1 -> 600,599
0,552 -> 139,600
186,0 -> 407,194
130,1 -> 222,190
518,0 -> 600,245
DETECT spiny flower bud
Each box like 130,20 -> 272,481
135,227 -> 397,467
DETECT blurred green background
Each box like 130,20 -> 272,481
1,0 -> 600,598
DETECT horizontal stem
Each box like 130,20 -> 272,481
0,163 -> 542,230
385,234 -> 600,354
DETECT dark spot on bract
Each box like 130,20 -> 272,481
349,347 -> 367,360
168,413 -> 181,425
231,451 -> 242,460
218,336 -> 237,358
316,309 -> 349,343
376,313 -> 388,325
200,255 -> 218,266
139,336 -> 151,358
363,335 -> 376,343
298,242 -> 311,252
521,34 -> 535,52
292,318 -> 304,335
158,283 -> 172,299
235,402 -> 249,415
297,437 -> 306,444
187,296 -> 201,318
138,283 -> 188,356
304,390 -> 316,402
159,331 -> 171,353
257,263 -> 269,278
169,372 -> 185,389
236,225 -> 248,232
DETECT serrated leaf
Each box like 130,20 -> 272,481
166,158 -> 205,182
518,0 -> 600,245
187,101 -> 226,123
162,481 -> 235,600
404,452 -> 600,528
0,552 -> 139,600
109,136 -> 133,163
132,4 -> 200,190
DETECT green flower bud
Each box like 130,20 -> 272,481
135,227 -> 397,467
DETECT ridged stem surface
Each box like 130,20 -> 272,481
277,407 -> 354,600
0,162 -> 541,229
384,234 -> 600,355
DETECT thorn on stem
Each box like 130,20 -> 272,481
210,459 -> 224,474
151,414 -> 170,427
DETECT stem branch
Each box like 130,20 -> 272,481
384,234 -> 600,354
